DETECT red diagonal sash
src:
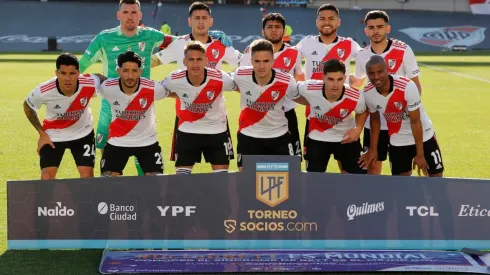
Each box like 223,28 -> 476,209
306,39 -> 352,117
42,86 -> 95,130
238,81 -> 288,132
109,88 -> 155,139
384,88 -> 407,137
384,48 -> 405,74
273,48 -> 298,73
309,98 -> 357,133
178,79 -> 223,127
206,41 -> 226,67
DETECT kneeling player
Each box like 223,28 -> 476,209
233,39 -> 301,170
295,59 -> 367,174
162,41 -> 236,174
23,53 -> 105,180
360,55 -> 443,177
97,51 -> 170,176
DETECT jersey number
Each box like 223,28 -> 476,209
155,152 -> 163,164
431,150 -> 442,164
83,144 -> 95,157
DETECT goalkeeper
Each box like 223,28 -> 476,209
80,0 -> 232,176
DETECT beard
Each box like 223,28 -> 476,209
123,79 -> 137,89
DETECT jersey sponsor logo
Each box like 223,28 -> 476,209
308,96 -> 357,133
178,79 -> 224,126
399,26 -> 486,48
384,89 -> 408,137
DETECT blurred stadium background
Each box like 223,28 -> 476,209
1,0 -> 490,274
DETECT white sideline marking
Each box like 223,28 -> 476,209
419,63 -> 490,84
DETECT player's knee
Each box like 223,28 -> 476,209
176,167 -> 192,175
41,170 -> 56,180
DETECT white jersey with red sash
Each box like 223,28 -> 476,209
25,74 -> 100,142
233,67 -> 299,138
155,33 -> 242,117
240,43 -> 303,112
298,80 -> 366,142
297,35 -> 361,117
162,68 -> 236,134
355,39 -> 421,131
97,77 -> 169,147
364,75 -> 434,146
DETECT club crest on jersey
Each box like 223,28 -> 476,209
97,134 -> 104,143
337,48 -> 345,58
139,42 -> 145,51
283,57 -> 291,67
212,49 -> 219,59
206,90 -> 215,100
394,101 -> 403,110
340,109 -> 349,117
80,97 -> 88,107
271,91 -> 280,101
388,59 -> 396,70
139,98 -> 148,108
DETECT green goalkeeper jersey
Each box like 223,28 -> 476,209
79,26 -> 172,78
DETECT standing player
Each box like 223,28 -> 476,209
152,1 -> 241,164
97,52 -> 170,176
353,10 -> 422,175
359,56 -> 443,177
162,41 -> 237,175
296,4 -> 361,168
240,12 -> 305,157
233,39 -> 301,170
23,53 -> 105,180
294,59 -> 367,174
79,0 -> 231,176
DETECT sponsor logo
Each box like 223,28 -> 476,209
346,202 -> 385,221
224,162 -> 317,233
98,202 -> 137,220
399,26 -> 486,48
38,202 -> 74,217
406,206 -> 439,217
156,206 -> 196,216
256,162 -> 289,207
458,205 -> 490,216
54,104 -> 61,109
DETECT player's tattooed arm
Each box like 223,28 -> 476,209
151,54 -> 162,68
23,100 -> 44,133
94,73 -> 108,83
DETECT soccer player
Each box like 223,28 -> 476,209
240,12 -> 305,157
23,53 -> 105,180
161,41 -> 237,175
296,4 -> 361,169
353,10 -> 422,175
79,0 -> 231,176
233,39 -> 301,170
294,59 -> 367,174
97,52 -> 170,176
359,55 -> 443,177
152,1 -> 241,164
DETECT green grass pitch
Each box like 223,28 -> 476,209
0,52 -> 489,274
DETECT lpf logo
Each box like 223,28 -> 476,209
255,162 -> 289,207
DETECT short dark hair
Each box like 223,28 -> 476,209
189,1 -> 211,16
317,4 -> 339,16
184,41 -> 206,55
364,10 -> 389,24
250,39 -> 274,55
117,51 -> 142,68
119,0 -> 140,8
323,59 -> 346,75
262,13 -> 286,29
56,53 -> 79,70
